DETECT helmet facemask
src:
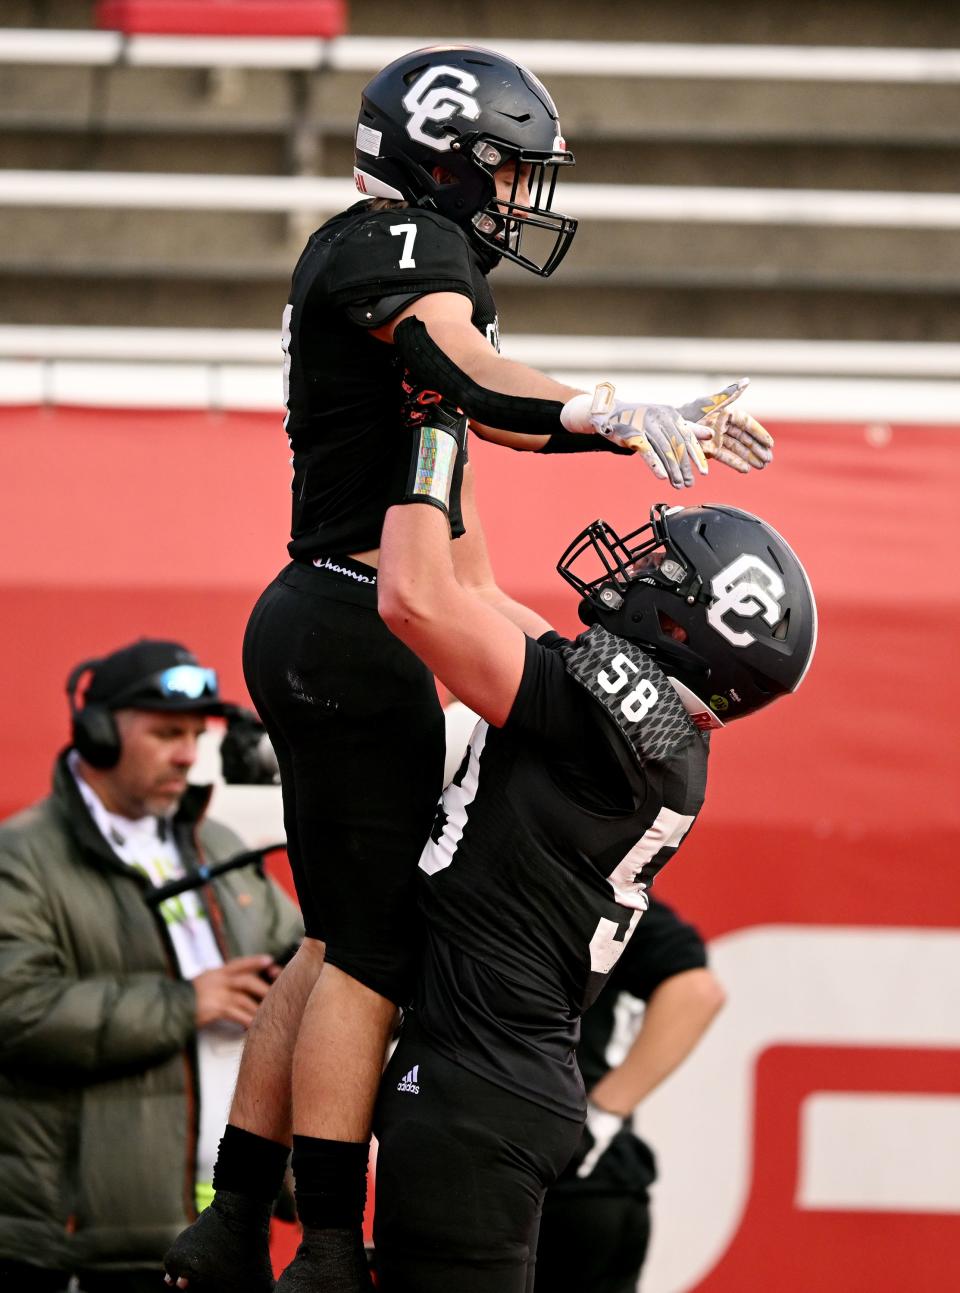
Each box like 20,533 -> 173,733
453,136 -> 578,277
557,509 -> 713,693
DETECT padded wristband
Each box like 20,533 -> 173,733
537,430 -> 632,456
388,404 -> 468,523
394,317 -> 566,436
558,391 -> 594,434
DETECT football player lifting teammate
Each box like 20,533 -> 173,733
166,43 -> 773,1293
372,499 -> 817,1292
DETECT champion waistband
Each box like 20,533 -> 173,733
281,556 -> 378,608
311,555 -> 378,586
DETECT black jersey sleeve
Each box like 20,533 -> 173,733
606,896 -> 708,1001
326,209 -> 478,312
505,633 -> 637,809
505,633 -> 584,754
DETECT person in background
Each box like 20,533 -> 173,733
535,896 -> 724,1293
0,639 -> 302,1293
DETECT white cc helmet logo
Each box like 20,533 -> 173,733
402,65 -> 480,152
707,554 -> 785,647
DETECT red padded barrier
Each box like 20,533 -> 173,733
0,405 -> 957,835
95,1 -> 347,37
1,404 -> 958,1292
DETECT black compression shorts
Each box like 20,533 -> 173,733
373,1022 -> 583,1293
242,559 -> 445,1005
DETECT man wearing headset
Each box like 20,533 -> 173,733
0,639 -> 302,1293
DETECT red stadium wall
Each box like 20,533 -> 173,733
1,405 -> 958,1290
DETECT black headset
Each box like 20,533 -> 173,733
66,659 -> 124,770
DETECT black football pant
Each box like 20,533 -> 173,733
373,1026 -> 583,1293
534,1185 -> 651,1293
243,558 -> 445,1006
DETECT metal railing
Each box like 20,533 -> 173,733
2,326 -> 958,421
3,171 -> 960,229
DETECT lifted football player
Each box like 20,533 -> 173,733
165,43 -> 772,1293
371,493 -> 816,1293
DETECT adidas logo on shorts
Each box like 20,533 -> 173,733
397,1064 -> 420,1095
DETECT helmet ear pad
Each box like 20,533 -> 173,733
440,168 -> 498,232
577,597 -> 598,628
72,704 -> 121,769
404,151 -> 498,232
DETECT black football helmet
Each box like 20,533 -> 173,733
353,45 -> 577,276
557,503 -> 818,723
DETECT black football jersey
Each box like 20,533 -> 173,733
282,201 -> 498,558
414,631 -> 709,1119
576,896 -> 708,1093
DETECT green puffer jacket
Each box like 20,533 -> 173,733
0,752 -> 303,1274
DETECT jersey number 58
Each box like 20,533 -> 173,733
597,653 -> 659,721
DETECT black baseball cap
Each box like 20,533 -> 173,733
80,639 -> 229,715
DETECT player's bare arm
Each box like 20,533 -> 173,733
590,968 -> 725,1119
379,500 -> 543,728
450,464 -> 554,638
574,966 -> 725,1180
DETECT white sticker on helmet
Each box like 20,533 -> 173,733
667,676 -> 725,730
356,124 -> 382,157
707,554 -> 786,648
401,65 -> 480,152
353,168 -> 405,200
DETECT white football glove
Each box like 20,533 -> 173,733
560,379 -> 749,489
693,407 -> 775,474
576,1101 -> 625,1179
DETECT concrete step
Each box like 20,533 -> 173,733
2,201 -> 956,287
2,268 -> 957,342
311,71 -> 960,147
347,0 -> 960,47
4,61 -> 959,146
0,128 -> 289,174
3,128 -> 957,193
0,63 -> 297,129
2,1 -> 96,26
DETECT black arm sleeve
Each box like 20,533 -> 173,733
394,317 -> 567,437
538,429 -> 633,456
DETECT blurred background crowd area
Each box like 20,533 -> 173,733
1,4 -> 959,1292
2,0 -> 960,346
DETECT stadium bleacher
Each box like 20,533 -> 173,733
1,2 -> 959,373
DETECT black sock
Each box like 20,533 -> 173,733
290,1135 -> 369,1230
279,1225 -> 372,1293
274,1139 -> 373,1291
212,1123 -> 291,1203
164,1188 -> 275,1292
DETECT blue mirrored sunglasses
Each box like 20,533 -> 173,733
153,665 -> 219,699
